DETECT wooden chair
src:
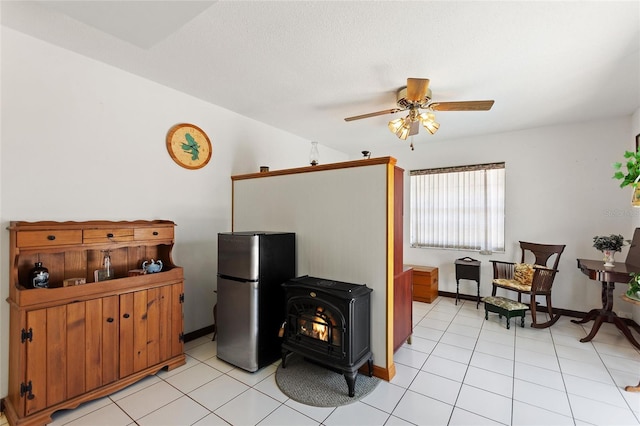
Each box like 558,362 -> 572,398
490,241 -> 566,328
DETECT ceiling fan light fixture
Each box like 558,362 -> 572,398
395,122 -> 411,140
418,111 -> 439,135
395,119 -> 420,140
388,117 -> 405,134
423,119 -> 440,135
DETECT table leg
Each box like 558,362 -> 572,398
571,308 -> 601,324
579,314 -> 605,343
573,281 -> 611,340
573,281 -> 611,324
455,279 -> 460,305
625,382 -> 640,392
572,281 -> 640,349
612,315 -> 640,350
476,280 -> 480,309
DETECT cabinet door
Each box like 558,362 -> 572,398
119,283 -> 184,379
22,297 -> 120,415
24,309 -> 47,416
393,269 -> 413,351
170,282 -> 184,358
119,292 -> 135,378
85,296 -> 119,391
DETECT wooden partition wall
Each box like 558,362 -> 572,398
232,157 -> 402,380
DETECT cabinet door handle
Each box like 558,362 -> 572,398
107,233 -> 114,238
47,235 -> 56,241
106,317 -> 114,323
123,313 -> 130,319
153,231 -> 159,236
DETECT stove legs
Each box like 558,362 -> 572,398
344,371 -> 357,397
345,357 -> 373,397
282,350 -> 374,397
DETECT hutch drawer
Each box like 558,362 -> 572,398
83,228 -> 134,243
16,230 -> 83,248
134,226 -> 174,241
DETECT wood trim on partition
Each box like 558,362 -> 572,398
385,161 -> 396,381
231,157 -> 397,181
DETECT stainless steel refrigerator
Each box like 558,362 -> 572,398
216,231 -> 295,372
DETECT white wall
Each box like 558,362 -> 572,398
0,28 -> 347,398
384,118 -> 636,318
233,164 -> 389,370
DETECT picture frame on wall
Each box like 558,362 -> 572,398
637,133 -> 640,152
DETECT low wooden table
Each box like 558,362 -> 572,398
483,296 -> 528,329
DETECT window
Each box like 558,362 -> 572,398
410,162 -> 505,252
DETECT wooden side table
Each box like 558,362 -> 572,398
406,265 -> 438,303
455,257 -> 481,308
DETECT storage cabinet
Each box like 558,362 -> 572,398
393,167 -> 413,352
6,220 -> 185,426
407,265 -> 439,303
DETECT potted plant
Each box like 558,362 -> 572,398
613,150 -> 640,205
593,234 -> 628,266
627,272 -> 640,300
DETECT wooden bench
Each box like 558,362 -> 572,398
482,296 -> 529,329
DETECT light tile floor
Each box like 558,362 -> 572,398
40,297 -> 640,425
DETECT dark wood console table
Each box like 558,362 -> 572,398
574,258 -> 640,350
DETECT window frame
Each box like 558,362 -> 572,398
409,162 -> 505,253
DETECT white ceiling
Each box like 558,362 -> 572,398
2,1 -> 639,156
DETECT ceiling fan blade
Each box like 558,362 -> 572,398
344,108 -> 403,122
405,78 -> 430,102
429,100 -> 495,111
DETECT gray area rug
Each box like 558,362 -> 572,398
275,353 -> 380,407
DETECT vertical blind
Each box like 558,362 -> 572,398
410,163 -> 505,252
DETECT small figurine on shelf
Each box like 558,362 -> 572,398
30,261 -> 49,288
142,259 -> 163,274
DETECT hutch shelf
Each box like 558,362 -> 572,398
5,220 -> 185,426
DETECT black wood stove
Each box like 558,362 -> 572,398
281,275 -> 373,397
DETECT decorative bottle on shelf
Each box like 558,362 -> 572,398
103,251 -> 113,279
30,261 -> 49,289
309,141 -> 319,166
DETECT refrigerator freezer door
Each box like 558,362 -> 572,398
216,277 -> 259,372
218,233 -> 259,281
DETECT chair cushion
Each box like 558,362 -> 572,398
514,263 -> 534,285
493,278 -> 531,292
482,296 -> 529,311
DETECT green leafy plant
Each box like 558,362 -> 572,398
593,234 -> 627,252
613,150 -> 640,188
627,272 -> 640,297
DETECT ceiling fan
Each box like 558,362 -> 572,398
344,78 -> 494,141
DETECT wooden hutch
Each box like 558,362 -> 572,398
5,220 -> 185,426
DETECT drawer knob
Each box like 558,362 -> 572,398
107,233 -> 114,238
106,317 -> 114,323
153,231 -> 159,236
123,313 -> 130,319
47,235 -> 56,241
